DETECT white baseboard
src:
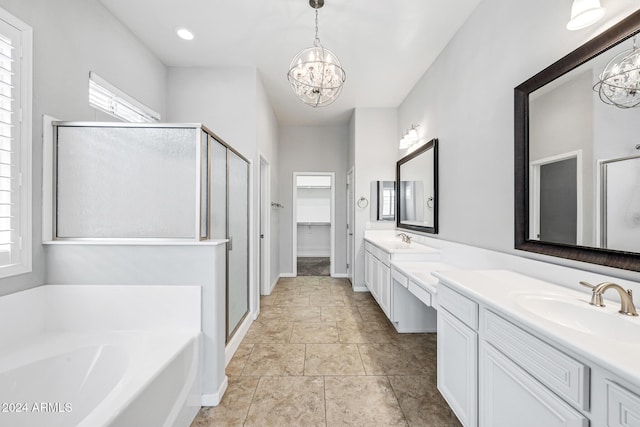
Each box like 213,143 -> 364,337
280,273 -> 296,278
352,286 -> 369,292
297,252 -> 331,257
201,375 -> 228,407
265,276 -> 278,295
225,314 -> 254,366
332,273 -> 349,278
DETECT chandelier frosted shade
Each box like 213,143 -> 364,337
594,40 -> 640,109
287,45 -> 346,107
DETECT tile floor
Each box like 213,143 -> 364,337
191,276 -> 461,427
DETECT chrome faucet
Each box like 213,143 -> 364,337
397,232 -> 412,243
580,281 -> 638,316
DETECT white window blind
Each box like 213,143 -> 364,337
0,32 -> 14,263
89,72 -> 160,123
0,9 -> 31,277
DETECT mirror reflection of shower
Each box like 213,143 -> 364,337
600,153 -> 640,252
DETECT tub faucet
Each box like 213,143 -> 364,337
397,233 -> 412,243
580,281 -> 638,316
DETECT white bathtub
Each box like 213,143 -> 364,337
0,285 -> 202,427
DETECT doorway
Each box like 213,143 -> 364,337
530,150 -> 582,245
259,155 -> 271,295
347,168 -> 354,282
292,172 -> 335,277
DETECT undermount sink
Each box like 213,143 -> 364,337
514,293 -> 640,342
377,241 -> 413,250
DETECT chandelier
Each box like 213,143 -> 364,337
593,38 -> 640,109
287,0 -> 346,108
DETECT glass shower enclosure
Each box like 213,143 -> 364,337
52,122 -> 250,341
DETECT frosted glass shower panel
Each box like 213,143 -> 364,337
56,126 -> 197,238
227,151 -> 249,336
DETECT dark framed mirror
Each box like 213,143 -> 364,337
515,10 -> 640,271
396,138 -> 438,234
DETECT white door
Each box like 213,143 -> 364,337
347,168 -> 354,281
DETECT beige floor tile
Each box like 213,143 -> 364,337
260,294 -> 279,306
290,322 -> 339,344
319,277 -> 351,286
243,320 -> 292,344
321,306 -> 363,322
338,323 -> 396,343
226,343 -> 254,376
190,376 -> 259,427
304,343 -> 366,375
276,294 -> 310,306
325,376 -> 407,426
256,306 -> 322,323
242,343 -> 305,376
389,375 -> 462,427
245,376 -> 325,427
358,343 -> 429,375
358,305 -> 388,322
294,276 -> 321,286
309,294 -> 346,306
301,287 -> 333,297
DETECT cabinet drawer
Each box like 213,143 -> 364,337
391,268 -> 408,288
482,309 -> 589,410
438,285 -> 478,330
408,280 -> 432,306
607,381 -> 640,427
480,343 -> 588,427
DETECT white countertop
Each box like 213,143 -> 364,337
433,269 -> 640,388
364,235 -> 441,255
391,261 -> 457,294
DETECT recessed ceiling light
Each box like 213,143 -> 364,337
175,27 -> 195,41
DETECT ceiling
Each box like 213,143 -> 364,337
98,0 -> 482,126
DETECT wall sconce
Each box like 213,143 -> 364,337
399,124 -> 420,149
566,0 -> 605,31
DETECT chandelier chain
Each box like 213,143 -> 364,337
314,9 -> 321,47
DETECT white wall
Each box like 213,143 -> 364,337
396,0 -> 640,281
256,74 -> 280,289
350,108 -> 398,289
0,0 -> 167,297
278,126 -> 348,276
167,67 -> 281,303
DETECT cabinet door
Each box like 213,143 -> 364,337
364,251 -> 373,294
378,263 -> 391,318
438,308 -> 478,427
479,343 -> 588,427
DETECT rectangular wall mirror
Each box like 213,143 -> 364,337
515,10 -> 640,271
370,180 -> 396,221
396,138 -> 438,234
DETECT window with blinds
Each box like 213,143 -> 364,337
89,72 -> 160,123
0,33 -> 14,264
0,9 -> 32,277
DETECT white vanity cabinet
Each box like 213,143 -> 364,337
435,270 -> 640,427
364,242 -> 391,317
363,239 -> 440,331
437,284 -> 478,427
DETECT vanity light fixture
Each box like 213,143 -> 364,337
287,0 -> 346,107
175,27 -> 195,41
594,37 -> 640,109
566,0 -> 605,31
399,125 -> 420,149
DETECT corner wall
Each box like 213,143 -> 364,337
0,0 -> 167,296
351,108 -> 398,289
396,0 -> 640,281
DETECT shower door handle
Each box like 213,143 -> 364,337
228,237 -> 232,251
